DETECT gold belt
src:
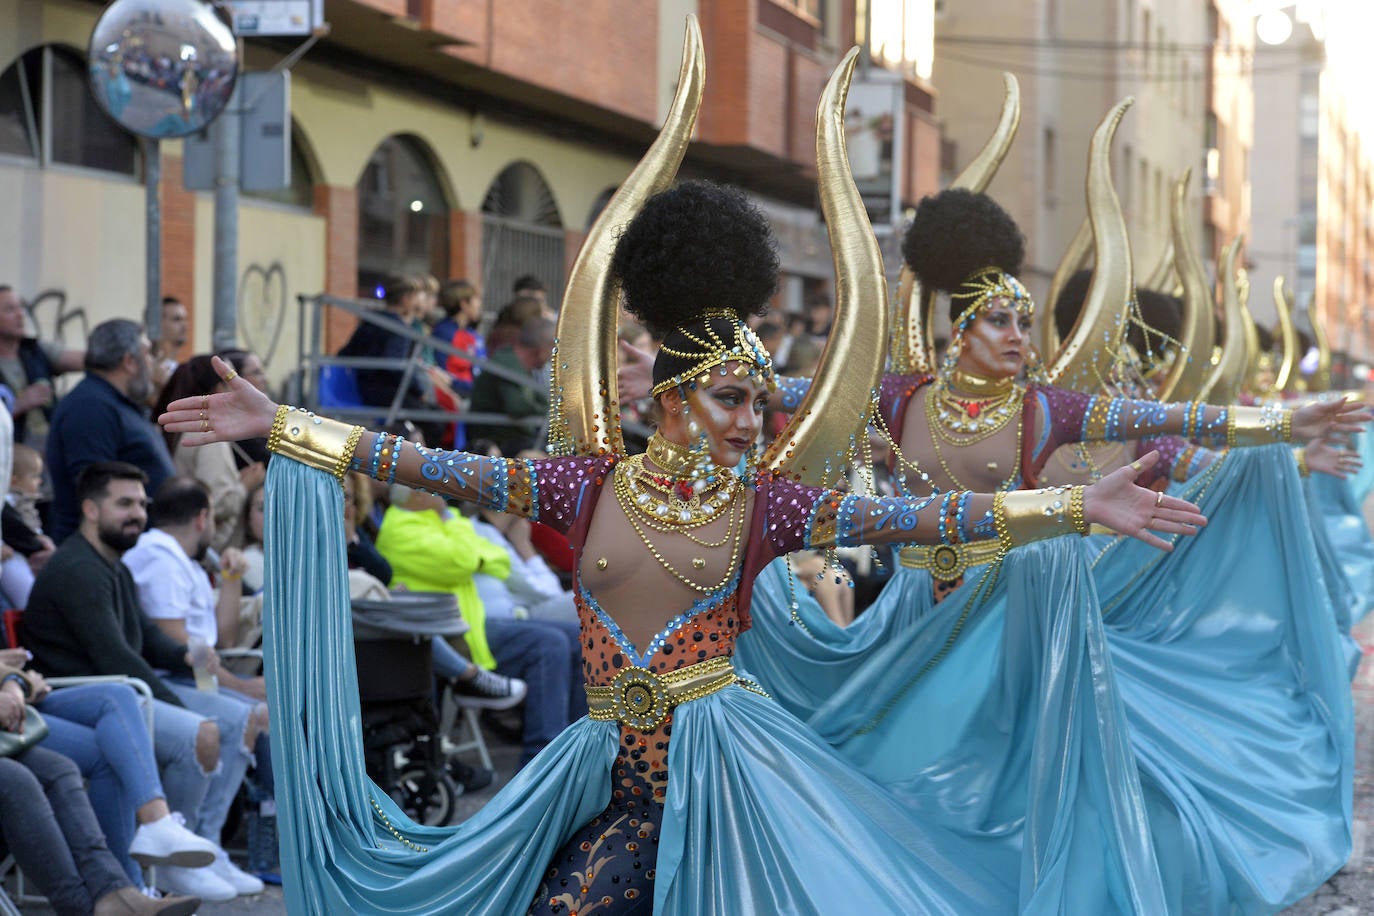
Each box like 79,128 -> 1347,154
898,540 -> 1003,581
586,656 -> 737,731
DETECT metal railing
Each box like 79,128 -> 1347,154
293,293 -> 546,441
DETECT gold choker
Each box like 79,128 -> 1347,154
948,369 -> 1015,397
645,433 -> 696,477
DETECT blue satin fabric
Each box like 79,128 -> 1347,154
740,444 -> 1353,914
262,459 -> 1024,914
736,538 -> 1166,914
1307,466 -> 1374,630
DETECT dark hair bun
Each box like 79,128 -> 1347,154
902,188 -> 1025,293
611,180 -> 778,338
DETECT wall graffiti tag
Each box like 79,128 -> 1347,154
23,289 -> 90,351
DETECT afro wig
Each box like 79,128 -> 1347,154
610,180 -> 778,339
903,189 -> 1026,321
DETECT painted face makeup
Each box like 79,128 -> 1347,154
684,361 -> 769,468
956,301 -> 1031,381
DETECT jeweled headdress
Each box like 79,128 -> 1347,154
949,267 -> 1035,335
651,312 -> 776,397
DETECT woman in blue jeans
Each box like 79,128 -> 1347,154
10,665 -> 221,885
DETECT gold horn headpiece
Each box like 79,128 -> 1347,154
1156,169 -> 1213,402
1042,98 -> 1134,389
891,72 -> 1020,375
1272,276 -> 1298,393
760,47 -> 887,486
547,16 -> 704,456
1199,235 -> 1247,404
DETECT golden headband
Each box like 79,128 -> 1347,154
650,313 -> 777,397
949,267 -> 1035,334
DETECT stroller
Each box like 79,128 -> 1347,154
352,591 -> 467,826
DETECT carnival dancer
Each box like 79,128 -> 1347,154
713,184 -> 1365,914
158,37 -> 1206,914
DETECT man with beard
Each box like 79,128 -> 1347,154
22,464 -> 257,902
46,320 -> 175,543
122,476 -> 271,893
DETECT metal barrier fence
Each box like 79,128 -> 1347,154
290,293 -> 653,448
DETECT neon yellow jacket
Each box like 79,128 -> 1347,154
374,506 -> 512,669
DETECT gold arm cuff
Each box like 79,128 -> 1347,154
268,406 -> 364,480
898,540 -> 1003,581
1294,447 -> 1310,478
1225,405 -> 1291,449
586,656 -> 736,731
993,486 -> 1087,550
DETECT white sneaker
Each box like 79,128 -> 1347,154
129,812 -> 219,868
157,864 -> 236,902
209,849 -> 266,896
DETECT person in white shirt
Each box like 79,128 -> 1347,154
122,476 -> 271,897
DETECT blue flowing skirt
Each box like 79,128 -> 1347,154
740,444 -> 1354,914
261,459 -> 1019,914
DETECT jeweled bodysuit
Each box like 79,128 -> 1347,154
529,584 -> 745,913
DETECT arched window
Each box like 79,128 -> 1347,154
481,162 -> 564,310
356,134 -> 449,296
243,121 -> 316,209
0,44 -> 139,175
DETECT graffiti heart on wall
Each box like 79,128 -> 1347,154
238,261 -> 287,367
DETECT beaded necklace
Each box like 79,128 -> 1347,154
927,374 -> 1024,446
612,455 -> 746,592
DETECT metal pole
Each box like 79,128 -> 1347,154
211,54 -> 243,351
143,137 -> 162,342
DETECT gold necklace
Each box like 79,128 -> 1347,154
616,454 -> 739,531
927,377 -> 1023,446
928,407 -> 1024,492
613,464 -> 746,593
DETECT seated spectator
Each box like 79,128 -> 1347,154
1,442 -> 55,607
153,356 -> 266,553
0,284 -> 85,446
239,481 -> 265,595
0,727 -> 199,916
12,652 -> 219,892
46,319 -> 175,544
467,315 -> 554,453
123,476 -> 276,880
376,483 -> 581,767
472,505 -> 575,625
22,463 -> 261,901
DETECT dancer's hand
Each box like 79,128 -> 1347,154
1304,438 -> 1363,479
617,339 -> 655,402
1082,450 -> 1207,551
159,355 -> 278,446
1291,397 -> 1372,443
